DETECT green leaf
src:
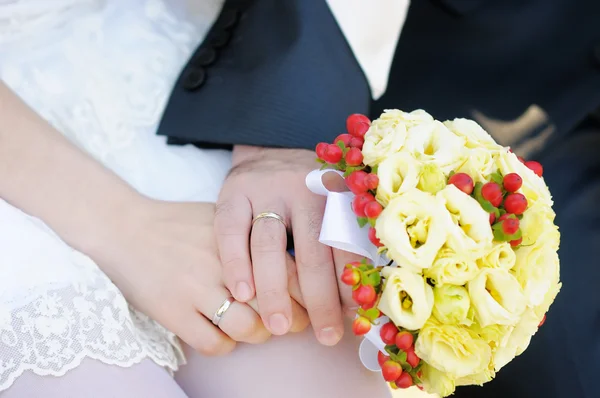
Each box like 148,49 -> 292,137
364,308 -> 380,321
371,165 -> 379,174
357,217 -> 369,228
448,170 -> 456,178
368,218 -> 377,227
474,182 -> 497,212
507,228 -> 522,241
336,141 -> 346,150
360,273 -> 371,286
490,171 -> 504,186
315,158 -> 325,164
369,272 -> 382,287
492,223 -> 508,241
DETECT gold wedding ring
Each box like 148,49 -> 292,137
212,297 -> 235,326
251,212 -> 287,229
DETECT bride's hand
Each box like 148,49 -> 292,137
91,199 -> 308,356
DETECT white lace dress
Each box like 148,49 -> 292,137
0,0 -> 230,391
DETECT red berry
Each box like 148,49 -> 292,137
504,193 -> 528,215
349,136 -> 364,149
498,213 -> 511,222
346,171 -> 369,194
406,348 -> 420,368
323,144 -> 343,164
539,314 -> 546,327
501,217 -> 520,235
382,361 -> 403,382
489,212 -> 496,224
525,160 -> 544,177
346,114 -> 371,138
364,201 -> 383,219
361,297 -> 378,310
315,142 -> 328,160
368,227 -> 383,247
377,351 -> 390,367
341,268 -> 360,286
395,372 -> 413,388
334,133 -> 352,147
481,182 -> 503,207
345,147 -> 364,166
510,237 -> 523,247
503,173 -> 523,192
394,331 -> 414,351
364,173 -> 379,190
448,173 -> 474,195
379,322 -> 399,345
352,285 -> 377,306
352,316 -> 371,336
352,192 -> 375,217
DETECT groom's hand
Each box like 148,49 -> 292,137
215,145 -> 359,346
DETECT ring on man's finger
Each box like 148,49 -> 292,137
251,212 -> 287,229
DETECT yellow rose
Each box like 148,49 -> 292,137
473,323 -> 511,352
375,152 -> 420,206
476,242 -> 516,270
512,241 -> 560,308
437,185 -> 494,259
378,267 -> 434,330
402,120 -> 466,173
362,109 -> 433,166
433,284 -> 471,325
455,367 -> 495,387
444,118 -> 502,150
496,151 -> 553,207
533,280 -> 561,319
454,147 -> 501,184
417,162 -> 447,194
493,309 -> 540,371
519,201 -> 559,248
424,246 -> 479,286
376,189 -> 449,271
468,268 -> 526,327
420,365 -> 456,397
415,318 -> 492,379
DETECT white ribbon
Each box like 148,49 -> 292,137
306,169 -> 390,371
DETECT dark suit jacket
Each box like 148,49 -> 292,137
157,0 -> 600,155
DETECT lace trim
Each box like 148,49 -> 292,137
0,280 -> 184,391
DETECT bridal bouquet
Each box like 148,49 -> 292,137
305,110 -> 561,396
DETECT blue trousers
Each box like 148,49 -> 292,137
456,120 -> 600,397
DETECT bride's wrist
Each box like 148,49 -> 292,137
70,189 -> 154,262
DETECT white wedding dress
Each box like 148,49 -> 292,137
0,0 -> 230,391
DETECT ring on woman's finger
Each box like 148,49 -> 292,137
212,296 -> 235,326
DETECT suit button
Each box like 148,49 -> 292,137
193,48 -> 217,66
592,44 -> 600,68
217,9 -> 240,30
182,67 -> 206,91
211,31 -> 231,49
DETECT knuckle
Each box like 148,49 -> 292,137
236,316 -> 264,341
308,302 -> 341,324
221,255 -> 248,271
190,333 -> 230,357
251,226 -> 285,252
257,286 -> 287,303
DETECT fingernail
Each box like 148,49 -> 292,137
268,313 -> 290,335
319,327 -> 342,346
235,282 -> 252,301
